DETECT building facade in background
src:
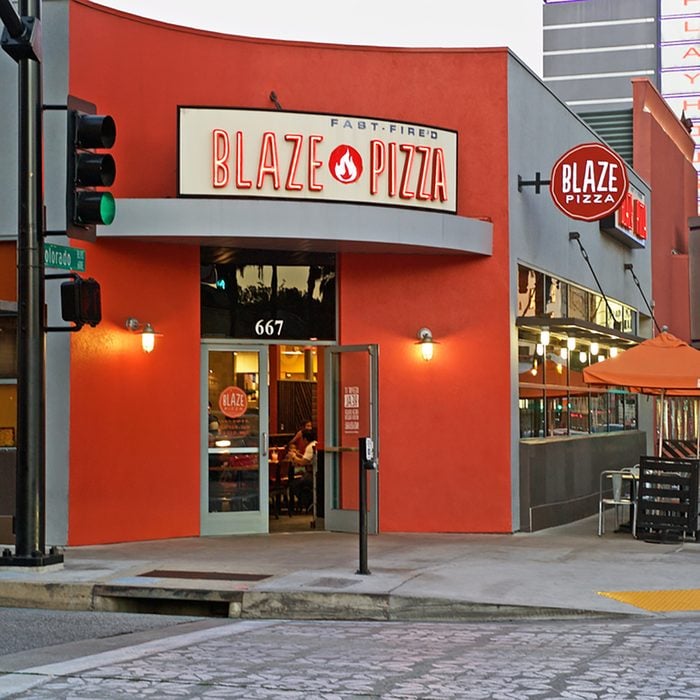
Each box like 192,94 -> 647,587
544,0 -> 700,345
0,0 -> 694,546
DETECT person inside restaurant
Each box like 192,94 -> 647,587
285,428 -> 317,514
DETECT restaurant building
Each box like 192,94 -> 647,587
0,0 -> 694,545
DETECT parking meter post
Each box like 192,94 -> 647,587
357,436 -> 371,576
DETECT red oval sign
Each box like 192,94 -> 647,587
218,386 -> 248,418
549,142 -> 629,222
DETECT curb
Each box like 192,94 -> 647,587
0,581 -> 632,622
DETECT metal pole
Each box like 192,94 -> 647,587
14,0 -> 45,564
357,437 -> 370,575
0,0 -> 60,567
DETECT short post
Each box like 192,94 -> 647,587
357,436 -> 375,575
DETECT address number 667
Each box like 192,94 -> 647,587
254,319 -> 284,336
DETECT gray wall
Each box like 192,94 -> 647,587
507,52 -> 655,530
519,431 -> 646,531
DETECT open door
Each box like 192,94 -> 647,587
324,344 -> 379,533
201,343 -> 269,535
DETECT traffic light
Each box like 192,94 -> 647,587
66,95 -> 116,241
60,277 -> 102,328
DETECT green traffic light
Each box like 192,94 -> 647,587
100,192 -> 116,225
75,191 -> 116,226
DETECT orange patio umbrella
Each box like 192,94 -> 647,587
583,331 -> 700,455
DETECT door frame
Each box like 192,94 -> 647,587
200,341 -> 269,535
324,344 -> 379,533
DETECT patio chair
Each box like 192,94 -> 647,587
598,467 -> 637,536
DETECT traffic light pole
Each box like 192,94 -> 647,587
1,0 -> 62,567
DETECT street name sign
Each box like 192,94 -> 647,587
44,243 -> 86,272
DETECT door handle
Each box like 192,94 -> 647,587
262,432 -> 268,456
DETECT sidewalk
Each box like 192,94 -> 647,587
1,517 -> 699,621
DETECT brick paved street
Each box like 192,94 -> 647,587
2,616 -> 700,698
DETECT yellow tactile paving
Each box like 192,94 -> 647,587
598,589 -> 700,612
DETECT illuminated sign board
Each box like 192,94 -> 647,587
599,185 -> 648,249
178,107 -> 458,213
660,0 -> 700,204
549,142 -> 629,221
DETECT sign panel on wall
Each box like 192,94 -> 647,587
549,142 -> 629,222
343,385 -> 360,435
178,107 -> 458,213
660,0 -> 700,204
599,184 -> 648,249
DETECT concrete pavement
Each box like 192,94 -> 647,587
1,516 -> 699,620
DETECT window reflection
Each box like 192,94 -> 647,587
517,265 -> 637,335
201,250 -> 336,341
517,325 -> 638,439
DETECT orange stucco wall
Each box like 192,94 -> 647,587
67,240 -> 200,543
632,79 -> 698,342
0,243 -> 16,300
69,1 -> 513,539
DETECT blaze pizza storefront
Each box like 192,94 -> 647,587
0,0 -> 658,546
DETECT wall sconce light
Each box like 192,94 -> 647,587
536,343 -> 544,356
567,336 -> 576,351
540,328 -> 550,346
579,350 -> 587,363
125,317 -> 160,353
560,347 -> 568,360
416,327 -> 437,361
590,341 -> 599,356
610,347 -> 619,358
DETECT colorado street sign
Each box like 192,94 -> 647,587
44,243 -> 86,272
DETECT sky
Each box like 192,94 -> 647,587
91,0 -> 544,76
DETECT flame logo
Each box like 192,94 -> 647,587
329,145 -> 363,184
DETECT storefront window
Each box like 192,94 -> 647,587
201,250 -> 336,341
516,267 -> 641,439
517,268 -> 544,317
544,276 -> 565,317
569,394 -> 590,434
568,285 -> 587,321
546,396 -> 569,436
517,326 -> 638,439
517,265 -> 637,334
589,293 -> 607,326
519,396 -> 544,438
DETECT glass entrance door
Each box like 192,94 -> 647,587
201,344 -> 269,535
324,345 -> 379,533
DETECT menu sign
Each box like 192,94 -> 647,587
179,107 -> 457,213
343,386 -> 360,435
